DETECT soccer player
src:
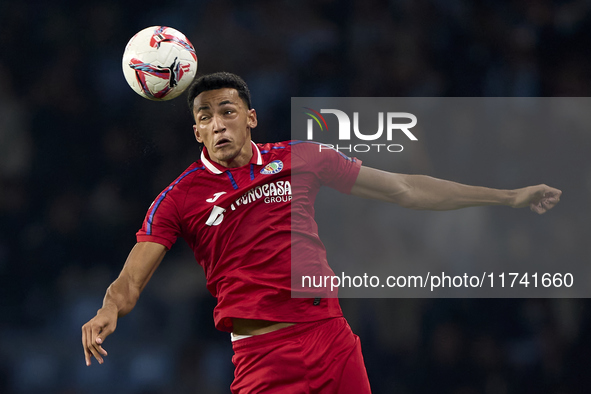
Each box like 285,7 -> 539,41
81,72 -> 561,393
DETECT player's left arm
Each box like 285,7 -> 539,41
350,166 -> 561,214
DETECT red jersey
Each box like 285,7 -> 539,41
137,140 -> 362,332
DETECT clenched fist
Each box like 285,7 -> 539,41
512,184 -> 562,214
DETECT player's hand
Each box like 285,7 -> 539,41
512,184 -> 562,214
81,304 -> 118,366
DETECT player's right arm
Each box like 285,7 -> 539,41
81,241 -> 167,366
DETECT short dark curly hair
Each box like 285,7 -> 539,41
186,72 -> 252,117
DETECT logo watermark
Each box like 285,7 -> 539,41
304,107 -> 418,152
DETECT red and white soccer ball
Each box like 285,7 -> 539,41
122,26 -> 198,101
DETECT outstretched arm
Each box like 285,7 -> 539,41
81,241 -> 167,366
350,166 -> 561,214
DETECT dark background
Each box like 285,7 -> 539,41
1,0 -> 590,393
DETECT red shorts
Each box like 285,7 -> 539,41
230,317 -> 372,394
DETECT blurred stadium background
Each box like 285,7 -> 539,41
1,0 -> 591,393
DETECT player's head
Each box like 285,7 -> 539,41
188,72 -> 257,168
187,72 -> 252,116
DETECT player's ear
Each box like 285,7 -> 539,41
193,125 -> 203,143
247,108 -> 258,129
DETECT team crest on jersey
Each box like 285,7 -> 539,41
260,160 -> 283,175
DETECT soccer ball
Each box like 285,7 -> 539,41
122,26 -> 198,101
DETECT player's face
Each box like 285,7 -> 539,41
192,88 -> 257,168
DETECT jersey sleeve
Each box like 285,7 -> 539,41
291,141 -> 362,193
136,176 -> 187,250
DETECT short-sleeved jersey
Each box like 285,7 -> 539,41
137,140 -> 362,332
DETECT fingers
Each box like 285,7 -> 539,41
530,202 -> 545,214
91,325 -> 109,361
542,187 -> 562,202
82,306 -> 119,366
82,319 -> 112,366
545,186 -> 562,197
542,197 -> 556,208
95,327 -> 112,357
529,188 -> 561,214
530,200 -> 550,214
82,323 -> 101,366
526,185 -> 562,215
82,323 -> 103,365
82,325 -> 92,366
